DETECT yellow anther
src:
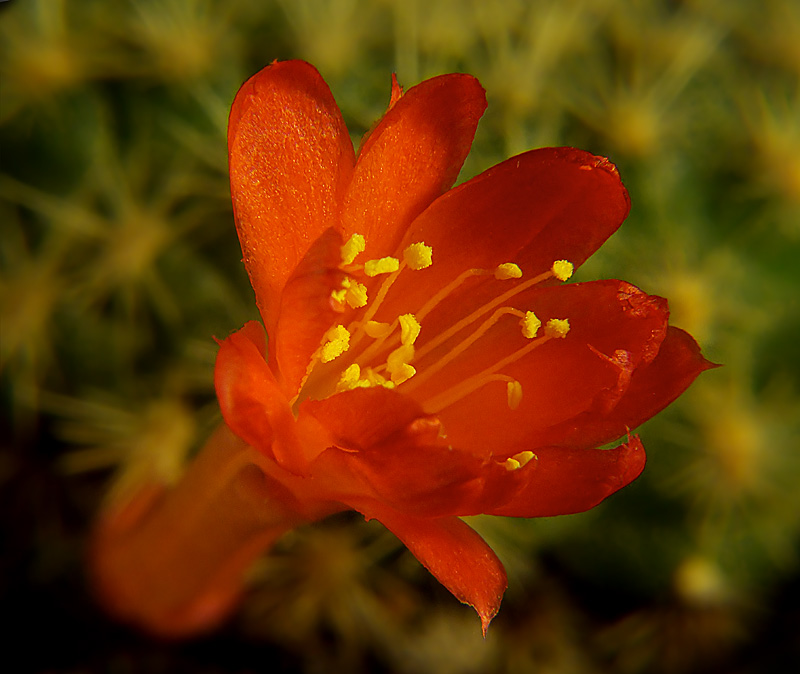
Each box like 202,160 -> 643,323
552,260 -> 574,282
390,363 -> 416,384
362,367 -> 395,389
514,450 -> 536,468
336,363 -> 361,391
495,263 -> 522,280
364,256 -> 400,276
545,318 -> 570,338
504,450 -> 536,471
520,311 -> 541,339
507,380 -> 523,410
341,233 -> 366,265
364,320 -> 392,338
403,242 -> 433,270
330,287 -> 347,305
387,344 -> 415,384
320,324 -> 351,362
399,313 -> 421,345
345,280 -> 368,308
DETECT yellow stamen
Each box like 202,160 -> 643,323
336,363 -> 361,391
504,450 -> 536,471
507,380 -> 523,410
362,367 -> 395,389
545,318 -> 570,338
364,256 -> 400,276
386,343 -> 416,384
345,279 -> 368,308
520,311 -> 541,339
330,287 -> 347,306
403,242 -> 433,270
406,307 -> 523,392
320,325 -> 351,363
364,320 -> 392,338
341,233 -> 366,265
494,263 -> 522,280
552,260 -> 574,282
424,333 -> 554,413
399,313 -> 421,345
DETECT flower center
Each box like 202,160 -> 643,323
293,233 -> 573,414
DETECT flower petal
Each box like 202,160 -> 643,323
228,60 -> 355,334
368,508 -> 507,636
303,387 -> 525,517
274,228 -> 347,393
487,435 -> 647,517
215,321 -> 275,457
301,386 -> 432,451
341,73 -> 487,259
386,147 -> 630,320
414,280 -> 669,456
215,322 -> 322,475
534,326 -> 717,449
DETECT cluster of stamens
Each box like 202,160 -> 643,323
299,232 -> 574,424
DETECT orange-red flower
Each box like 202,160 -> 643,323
216,60 -> 712,633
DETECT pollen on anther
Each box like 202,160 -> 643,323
404,242 -> 433,270
336,363 -> 361,391
341,233 -> 366,265
364,256 -> 400,276
552,260 -> 574,282
495,263 -> 522,280
507,380 -> 523,410
387,344 -> 415,384
345,280 -> 368,308
320,325 -> 351,362
504,450 -> 536,471
399,313 -> 421,345
545,318 -> 570,339
521,311 -> 541,339
330,287 -> 347,306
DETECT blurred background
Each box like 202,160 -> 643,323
1,0 -> 799,672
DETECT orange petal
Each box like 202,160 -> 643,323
386,147 -> 630,320
487,435 -> 647,517
368,508 -> 507,636
301,386 -> 430,451
342,73 -> 487,259
215,322 -> 311,475
273,228 -> 347,393
419,280 -> 669,456
535,326 -> 717,449
228,60 -> 355,335
304,387 -> 527,517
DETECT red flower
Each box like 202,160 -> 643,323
216,60 -> 712,633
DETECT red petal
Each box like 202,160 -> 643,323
301,386 -> 430,451
215,322 -> 315,475
535,326 -> 717,449
341,73 -> 487,259
487,435 -> 647,517
215,322 -> 276,457
273,228 -> 346,393
304,388 -> 522,517
417,280 -> 669,456
386,147 -> 630,319
228,60 -> 355,335
369,509 -> 507,636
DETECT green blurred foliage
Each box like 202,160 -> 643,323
1,0 -> 798,672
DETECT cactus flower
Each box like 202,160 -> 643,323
215,60 -> 712,634
92,60 -> 711,637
